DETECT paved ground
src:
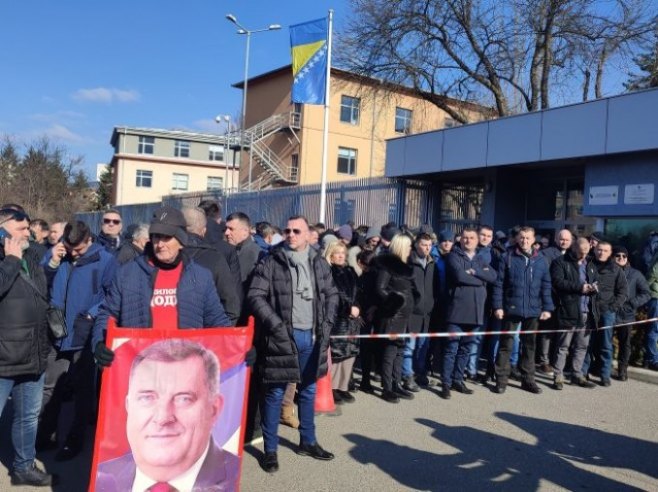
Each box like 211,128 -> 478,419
2,370 -> 657,491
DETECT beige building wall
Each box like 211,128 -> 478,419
242,68 -> 489,187
114,157 -> 239,205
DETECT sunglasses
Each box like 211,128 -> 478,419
103,218 -> 121,225
284,228 -> 303,236
615,254 -> 627,258
0,208 -> 30,223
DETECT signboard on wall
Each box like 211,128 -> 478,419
588,185 -> 618,206
624,184 -> 654,205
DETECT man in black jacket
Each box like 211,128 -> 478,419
613,246 -> 650,380
182,207 -> 242,325
0,207 -> 56,486
405,233 -> 439,390
248,215 -> 339,474
550,237 -> 599,390
581,240 -> 627,386
224,211 -> 264,291
96,209 -> 123,252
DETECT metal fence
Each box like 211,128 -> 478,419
76,177 -> 441,235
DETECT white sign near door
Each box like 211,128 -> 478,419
588,185 -> 619,206
624,184 -> 654,205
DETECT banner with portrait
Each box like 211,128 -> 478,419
89,319 -> 254,492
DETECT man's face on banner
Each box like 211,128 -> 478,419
126,356 -> 222,481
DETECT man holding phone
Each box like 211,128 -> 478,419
0,206 -> 56,486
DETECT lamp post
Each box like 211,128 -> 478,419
215,115 -> 231,194
226,14 -> 281,191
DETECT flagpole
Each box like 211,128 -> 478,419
318,10 -> 333,225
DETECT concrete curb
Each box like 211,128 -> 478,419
627,366 -> 658,385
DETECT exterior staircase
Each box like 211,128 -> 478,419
233,112 -> 300,189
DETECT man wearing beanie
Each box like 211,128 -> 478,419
91,206 -> 233,366
613,246 -> 650,379
337,224 -> 353,245
378,225 -> 400,255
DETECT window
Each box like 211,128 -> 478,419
395,107 -> 413,134
174,140 -> 190,158
340,95 -> 360,125
135,170 -> 152,188
337,147 -> 357,175
207,176 -> 223,191
172,173 -> 189,191
138,136 -> 154,154
208,145 -> 225,162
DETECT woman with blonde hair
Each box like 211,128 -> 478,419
372,234 -> 418,403
324,241 -> 361,404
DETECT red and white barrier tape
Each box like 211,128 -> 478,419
329,317 -> 658,340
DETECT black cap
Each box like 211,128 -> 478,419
150,206 -> 188,246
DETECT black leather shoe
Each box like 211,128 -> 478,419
572,377 -> 596,388
451,382 -> 474,395
439,385 -> 451,400
494,384 -> 507,394
338,390 -> 355,403
521,381 -> 543,394
11,463 -> 57,486
262,452 -> 279,473
360,381 -> 375,394
332,390 -> 344,405
394,385 -> 415,400
402,378 -> 421,392
510,366 -> 522,381
298,442 -> 335,461
600,378 -> 611,387
381,390 -> 400,403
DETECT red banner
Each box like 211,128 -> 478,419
89,318 -> 253,492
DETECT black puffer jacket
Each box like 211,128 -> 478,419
0,248 -> 50,377
186,233 -> 242,325
247,245 -> 339,384
409,251 -> 439,333
550,251 -> 599,327
617,265 -> 650,323
329,264 -> 360,361
593,259 -> 628,318
372,254 -> 418,334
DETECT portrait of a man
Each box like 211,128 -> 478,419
94,339 -> 239,492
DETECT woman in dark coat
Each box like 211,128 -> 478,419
372,234 -> 417,403
326,241 -> 361,404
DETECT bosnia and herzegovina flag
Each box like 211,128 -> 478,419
290,17 -> 328,105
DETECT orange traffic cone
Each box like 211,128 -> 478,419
314,349 -> 341,416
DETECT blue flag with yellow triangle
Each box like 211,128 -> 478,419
290,17 -> 328,105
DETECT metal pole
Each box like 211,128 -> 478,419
318,10 -> 333,224
243,31 -> 251,191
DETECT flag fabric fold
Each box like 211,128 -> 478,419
290,17 -> 328,105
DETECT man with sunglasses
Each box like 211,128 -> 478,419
97,209 -> 123,252
38,221 -> 118,461
248,215 -> 339,473
0,207 -> 57,486
612,246 -> 650,380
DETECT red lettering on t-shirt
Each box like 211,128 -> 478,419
151,263 -> 183,331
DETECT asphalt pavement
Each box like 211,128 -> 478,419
2,370 -> 657,492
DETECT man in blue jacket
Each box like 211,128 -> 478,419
38,221 -> 118,461
492,226 -> 554,395
440,228 -> 497,399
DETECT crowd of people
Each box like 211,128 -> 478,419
1,200 -> 657,487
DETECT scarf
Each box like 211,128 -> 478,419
284,246 -> 314,301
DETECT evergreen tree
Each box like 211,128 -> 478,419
94,164 -> 113,210
625,34 -> 658,91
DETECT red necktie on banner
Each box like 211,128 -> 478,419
148,483 -> 176,492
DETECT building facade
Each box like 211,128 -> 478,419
109,127 -> 240,206
233,66 -> 492,189
385,88 -> 658,253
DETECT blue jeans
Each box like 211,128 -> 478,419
401,337 -> 416,379
485,319 -> 520,368
442,324 -> 479,387
261,329 -> 319,453
0,373 -> 45,471
414,335 -> 430,378
583,311 -> 615,380
645,298 -> 658,365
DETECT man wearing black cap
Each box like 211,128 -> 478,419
378,225 -> 400,255
91,206 -> 233,365
613,246 -> 650,379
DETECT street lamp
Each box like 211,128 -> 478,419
215,114 -> 231,193
226,13 -> 281,191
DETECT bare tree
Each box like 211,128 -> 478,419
339,0 -> 656,121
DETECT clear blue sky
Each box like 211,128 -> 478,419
0,0 -> 350,180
